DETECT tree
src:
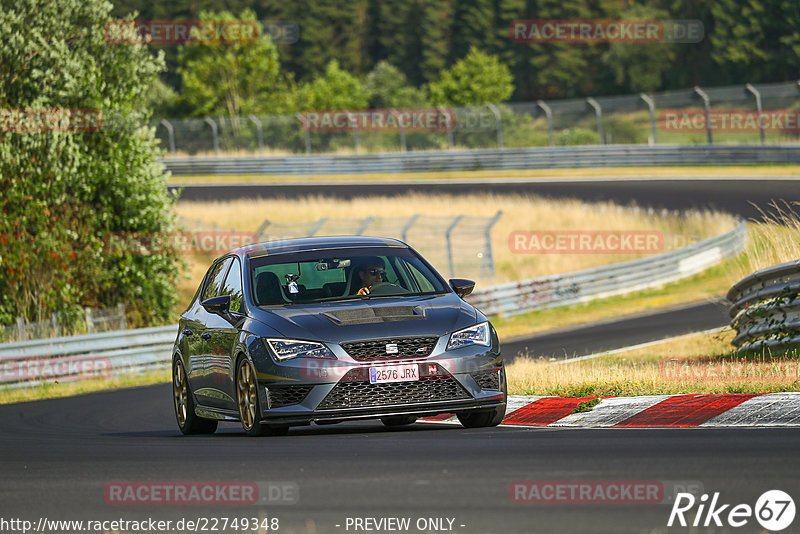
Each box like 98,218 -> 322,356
0,0 -> 180,326
428,47 -> 514,106
178,10 -> 295,118
364,62 -> 428,108
296,60 -> 369,111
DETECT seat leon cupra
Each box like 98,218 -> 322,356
172,236 -> 506,436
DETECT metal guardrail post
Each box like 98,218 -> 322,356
438,107 -> 454,149
586,98 -> 604,144
693,86 -> 713,145
744,84 -> 765,145
203,117 -> 220,155
248,114 -> 264,150
445,215 -> 464,278
537,100 -> 554,146
295,113 -> 311,154
487,103 -> 503,149
401,214 -> 420,243
345,111 -> 359,151
308,217 -> 328,237
255,219 -> 271,239
159,119 -> 176,154
480,210 -> 503,278
639,93 -> 657,145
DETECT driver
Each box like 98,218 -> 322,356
355,257 -> 386,295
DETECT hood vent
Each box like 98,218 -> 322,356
322,306 -> 425,326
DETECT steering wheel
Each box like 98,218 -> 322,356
367,282 -> 408,296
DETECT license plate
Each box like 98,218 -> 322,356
369,364 -> 419,384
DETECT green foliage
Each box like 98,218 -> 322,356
0,0 -> 181,326
364,62 -> 428,109
556,127 -> 600,146
296,60 -> 369,111
178,10 -> 295,118
603,118 -> 646,144
429,47 -> 514,106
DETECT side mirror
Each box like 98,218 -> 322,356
201,295 -> 231,318
449,278 -> 475,299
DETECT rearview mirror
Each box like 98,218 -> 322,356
201,295 -> 231,317
449,278 -> 475,299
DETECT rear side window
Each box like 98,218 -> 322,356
202,257 -> 233,301
220,258 -> 244,313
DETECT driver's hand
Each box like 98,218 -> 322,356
357,287 -> 370,295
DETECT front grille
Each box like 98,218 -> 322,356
317,367 -> 470,410
471,369 -> 500,390
268,385 -> 313,408
341,337 -> 439,362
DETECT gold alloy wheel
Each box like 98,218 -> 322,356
173,361 -> 188,427
237,360 -> 258,430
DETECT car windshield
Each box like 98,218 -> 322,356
249,247 -> 448,306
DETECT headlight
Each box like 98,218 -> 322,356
446,322 -> 491,351
266,339 -> 336,361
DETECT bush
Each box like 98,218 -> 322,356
556,127 -> 600,146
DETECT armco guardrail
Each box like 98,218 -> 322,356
466,221 -> 747,317
0,325 -> 177,389
728,259 -> 800,353
162,145 -> 800,176
0,222 -> 746,388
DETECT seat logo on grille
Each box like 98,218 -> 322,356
385,343 -> 399,354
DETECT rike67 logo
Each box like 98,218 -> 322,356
668,490 -> 795,531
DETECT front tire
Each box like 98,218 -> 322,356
236,358 -> 289,437
173,358 -> 218,435
457,406 -> 505,428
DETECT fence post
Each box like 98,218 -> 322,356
159,119 -> 176,154
537,100 -> 554,146
487,103 -> 503,149
391,109 -> 407,152
693,86 -> 713,145
117,302 -> 127,330
248,114 -> 264,151
255,219 -> 271,240
438,107 -> 454,149
639,93 -> 657,145
203,117 -> 220,155
50,312 -> 59,337
355,216 -> 374,235
15,316 -> 25,341
481,210 -> 503,278
295,113 -> 312,154
308,217 -> 328,237
347,111 -> 360,151
745,83 -> 765,145
401,214 -> 420,243
586,97 -> 604,144
445,215 -> 464,278
85,307 -> 95,334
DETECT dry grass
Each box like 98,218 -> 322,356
733,200 -> 800,279
507,327 -> 800,397
173,194 -> 736,307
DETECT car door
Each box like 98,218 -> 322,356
191,256 -> 234,407
204,256 -> 245,411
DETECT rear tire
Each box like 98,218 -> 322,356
236,358 -> 289,437
457,406 -> 505,428
173,358 -> 218,435
380,415 -> 417,427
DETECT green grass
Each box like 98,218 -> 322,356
573,398 -> 601,413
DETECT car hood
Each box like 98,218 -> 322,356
250,293 -> 478,343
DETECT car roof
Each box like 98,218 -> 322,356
238,236 -> 408,259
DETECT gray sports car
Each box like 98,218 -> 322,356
172,236 -> 506,436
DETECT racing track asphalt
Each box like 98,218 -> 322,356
2,383 -> 800,534
171,177 -> 800,220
